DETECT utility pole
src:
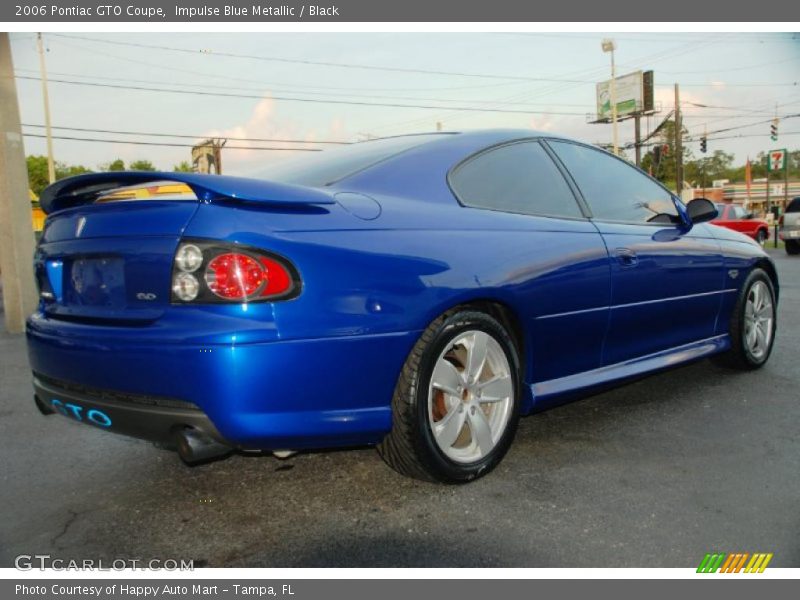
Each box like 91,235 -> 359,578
674,83 -> 683,197
602,39 -> 618,156
701,123 -> 707,200
634,115 -> 641,167
0,33 -> 39,333
36,32 -> 55,184
766,155 -> 771,214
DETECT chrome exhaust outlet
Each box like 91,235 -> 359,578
175,427 -> 232,466
273,450 -> 297,459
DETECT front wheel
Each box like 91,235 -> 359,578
756,229 -> 767,245
378,309 -> 521,483
712,268 -> 776,370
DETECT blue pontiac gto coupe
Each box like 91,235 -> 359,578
27,130 -> 778,482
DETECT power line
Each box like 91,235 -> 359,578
704,131 -> 800,141
22,124 -> 351,145
496,32 -> 799,45
42,36 -> 537,94
16,72 -> 786,120
22,133 -> 322,151
11,69 -> 607,109
49,34 -> 598,83
14,76 -> 594,115
54,33 -> 800,89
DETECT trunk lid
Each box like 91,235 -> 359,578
37,200 -> 199,323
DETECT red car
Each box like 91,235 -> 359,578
712,203 -> 770,244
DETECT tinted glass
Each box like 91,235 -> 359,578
254,134 -> 448,187
787,197 -> 800,213
450,141 -> 582,218
549,141 -> 679,224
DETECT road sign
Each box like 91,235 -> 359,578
767,148 -> 787,172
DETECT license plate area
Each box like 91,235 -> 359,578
66,257 -> 126,308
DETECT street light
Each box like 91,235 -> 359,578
601,38 -> 618,156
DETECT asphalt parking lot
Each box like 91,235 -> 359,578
1,248 -> 798,568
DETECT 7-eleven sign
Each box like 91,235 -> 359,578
768,148 -> 787,172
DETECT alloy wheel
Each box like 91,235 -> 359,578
427,330 -> 514,464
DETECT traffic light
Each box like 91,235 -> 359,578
771,119 -> 779,141
700,136 -> 707,153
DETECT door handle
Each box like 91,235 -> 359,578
614,247 -> 639,267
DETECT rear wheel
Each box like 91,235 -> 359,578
712,269 -> 776,370
756,229 -> 767,245
378,309 -> 521,483
786,240 -> 800,255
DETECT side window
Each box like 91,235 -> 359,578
449,141 -> 583,219
549,140 -> 679,224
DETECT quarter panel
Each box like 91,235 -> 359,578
184,202 -> 612,387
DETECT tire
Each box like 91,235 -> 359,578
786,240 -> 800,255
756,229 -> 767,245
378,309 -> 522,483
712,268 -> 777,370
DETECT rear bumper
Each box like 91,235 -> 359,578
26,313 -> 419,450
33,372 -> 226,446
779,228 -> 800,241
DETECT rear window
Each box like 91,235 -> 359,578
787,197 -> 800,213
95,181 -> 196,203
252,134 -> 450,187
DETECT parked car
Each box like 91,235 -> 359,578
27,130 -> 779,483
779,196 -> 800,255
712,203 -> 771,244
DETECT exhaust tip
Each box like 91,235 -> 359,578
273,450 -> 297,459
174,427 -> 232,466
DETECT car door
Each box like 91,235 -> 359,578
546,139 -> 724,365
448,139 -> 611,385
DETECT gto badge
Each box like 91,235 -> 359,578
75,216 -> 87,237
728,269 -> 740,280
136,292 -> 157,301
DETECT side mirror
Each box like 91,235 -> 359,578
686,198 -> 718,225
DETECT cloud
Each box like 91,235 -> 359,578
201,96 -> 349,175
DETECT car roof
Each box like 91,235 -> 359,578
366,128 -> 578,148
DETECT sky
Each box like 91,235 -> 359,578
8,31 -> 800,176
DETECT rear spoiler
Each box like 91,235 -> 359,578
39,171 -> 336,214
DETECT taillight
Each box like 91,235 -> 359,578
171,240 -> 299,304
778,215 -> 784,227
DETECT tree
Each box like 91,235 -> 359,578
100,158 -> 126,171
685,150 -> 735,187
173,161 -> 193,173
26,155 -> 92,197
26,155 -> 51,198
639,120 -> 692,187
128,159 -> 156,171
58,163 -> 91,179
